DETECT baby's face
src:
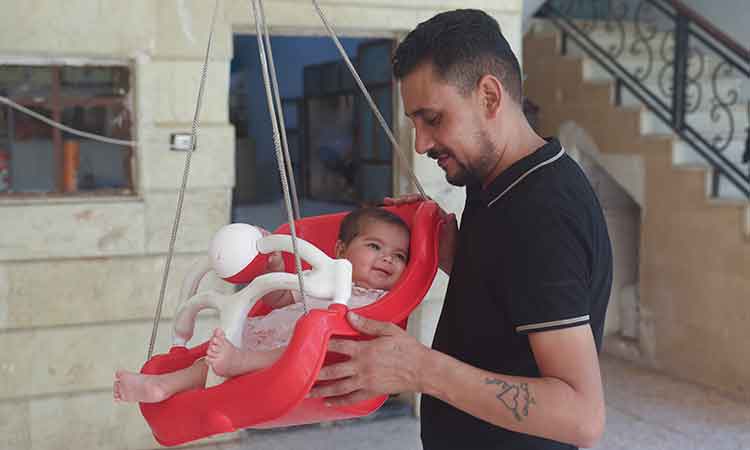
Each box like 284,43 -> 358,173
337,220 -> 410,290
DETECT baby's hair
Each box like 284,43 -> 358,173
338,207 -> 410,246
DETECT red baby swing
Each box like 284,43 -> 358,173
137,0 -> 441,446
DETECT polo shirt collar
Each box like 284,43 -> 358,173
480,137 -> 564,207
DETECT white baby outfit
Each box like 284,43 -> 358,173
242,286 -> 386,351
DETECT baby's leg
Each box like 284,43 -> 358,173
206,328 -> 284,378
114,360 -> 208,403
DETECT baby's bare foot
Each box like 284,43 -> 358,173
114,369 -> 170,403
206,329 -> 251,378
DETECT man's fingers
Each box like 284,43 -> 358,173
317,361 -> 357,381
322,390 -> 377,408
383,194 -> 425,206
347,312 -> 400,337
327,338 -> 361,356
442,213 -> 457,231
308,378 -> 360,399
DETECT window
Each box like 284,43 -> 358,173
0,64 -> 134,196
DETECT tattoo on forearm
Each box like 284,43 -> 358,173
485,378 -> 536,422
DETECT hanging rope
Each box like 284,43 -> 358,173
251,0 -> 309,312
147,0 -> 220,360
310,0 -> 427,198
258,0 -> 301,221
0,95 -> 136,147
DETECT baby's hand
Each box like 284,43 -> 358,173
266,252 -> 285,273
258,227 -> 285,273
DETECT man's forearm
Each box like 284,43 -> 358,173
419,350 -> 604,448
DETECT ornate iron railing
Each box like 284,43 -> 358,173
537,0 -> 750,198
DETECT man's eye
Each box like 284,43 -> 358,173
426,114 -> 441,126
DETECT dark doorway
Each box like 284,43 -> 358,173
229,35 -> 395,230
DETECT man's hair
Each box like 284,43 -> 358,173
392,9 -> 523,103
338,207 -> 410,246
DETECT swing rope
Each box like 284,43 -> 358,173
311,0 -> 427,198
258,0 -> 302,222
251,0 -> 309,311
147,0 -> 220,360
146,0 -> 433,358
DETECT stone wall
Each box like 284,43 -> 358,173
0,1 -> 522,449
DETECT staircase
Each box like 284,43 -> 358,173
523,2 -> 750,401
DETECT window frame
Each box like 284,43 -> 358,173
0,62 -> 136,199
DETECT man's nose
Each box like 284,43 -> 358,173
414,127 -> 435,155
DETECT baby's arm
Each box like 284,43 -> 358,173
206,329 -> 285,377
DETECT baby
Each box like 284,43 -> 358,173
114,207 -> 410,403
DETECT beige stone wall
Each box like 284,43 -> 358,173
0,1 -> 522,449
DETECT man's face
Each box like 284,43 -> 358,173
400,63 -> 498,186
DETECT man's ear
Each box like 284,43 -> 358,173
334,240 -> 346,258
477,74 -> 503,118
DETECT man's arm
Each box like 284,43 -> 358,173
309,313 -> 605,449
421,325 -> 605,447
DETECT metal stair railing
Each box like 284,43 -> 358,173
536,0 -> 750,198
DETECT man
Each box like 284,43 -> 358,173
309,9 -> 613,450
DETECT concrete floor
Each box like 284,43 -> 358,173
197,354 -> 750,450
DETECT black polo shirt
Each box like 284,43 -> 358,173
420,138 -> 613,450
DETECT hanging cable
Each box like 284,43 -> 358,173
0,95 -> 136,147
147,0 -> 220,360
258,0 -> 301,221
0,95 -> 180,148
251,0 -> 309,313
310,0 -> 427,198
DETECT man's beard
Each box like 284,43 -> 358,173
428,131 -> 497,187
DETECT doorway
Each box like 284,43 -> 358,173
229,35 -> 395,230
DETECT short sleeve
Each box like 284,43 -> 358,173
507,207 -> 592,334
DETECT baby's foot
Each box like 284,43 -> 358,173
206,329 -> 250,378
113,369 -> 170,403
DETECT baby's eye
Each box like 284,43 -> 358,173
367,243 -> 381,251
394,253 -> 407,262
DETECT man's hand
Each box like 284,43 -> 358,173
383,194 -> 425,206
437,212 -> 457,275
384,194 -> 458,275
308,312 -> 431,406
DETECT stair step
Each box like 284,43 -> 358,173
617,78 -> 750,109
640,106 -> 749,137
671,137 -> 749,200
574,43 -> 741,84
673,138 -> 747,167
704,199 -> 750,240
527,18 -> 750,204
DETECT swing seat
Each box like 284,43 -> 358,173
139,201 -> 443,446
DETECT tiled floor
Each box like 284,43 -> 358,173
200,355 -> 750,450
